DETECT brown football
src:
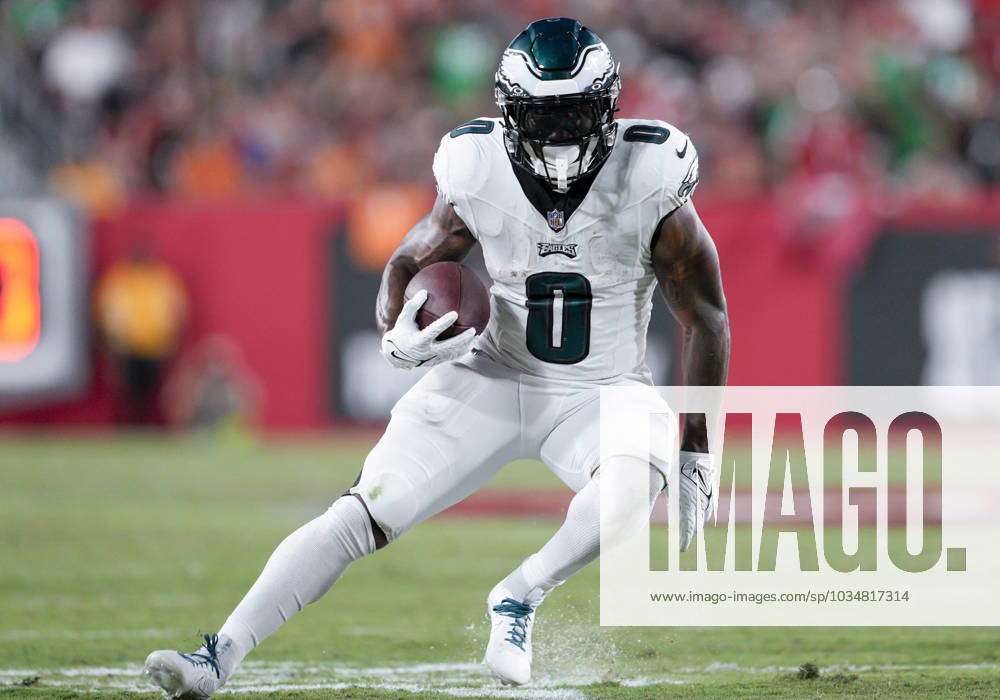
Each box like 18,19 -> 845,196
404,262 -> 490,339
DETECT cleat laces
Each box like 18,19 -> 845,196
492,598 -> 532,651
177,633 -> 222,679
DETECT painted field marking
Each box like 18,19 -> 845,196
1,659 -> 997,697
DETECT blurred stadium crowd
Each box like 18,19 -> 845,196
1,0 -> 999,219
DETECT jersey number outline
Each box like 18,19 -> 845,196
623,124 -> 670,144
450,119 -> 495,138
525,272 -> 592,364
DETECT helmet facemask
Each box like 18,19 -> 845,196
497,85 -> 619,192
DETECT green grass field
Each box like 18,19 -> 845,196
1,434 -> 997,698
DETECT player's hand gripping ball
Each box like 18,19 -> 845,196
405,262 -> 490,338
381,262 -> 490,369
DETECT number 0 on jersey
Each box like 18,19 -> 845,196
525,272 -> 592,364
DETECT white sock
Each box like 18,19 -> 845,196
501,460 -> 664,606
218,496 -> 375,670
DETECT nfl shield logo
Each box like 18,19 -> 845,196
547,209 -> 565,231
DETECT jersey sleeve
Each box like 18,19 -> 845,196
431,133 -> 457,206
432,132 -> 479,238
638,125 -> 701,263
659,133 -> 699,217
431,122 -> 495,235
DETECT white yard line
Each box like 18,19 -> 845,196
1,660 -> 997,697
222,684 -> 589,699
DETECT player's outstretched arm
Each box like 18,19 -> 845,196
376,192 -> 477,335
651,200 -> 730,453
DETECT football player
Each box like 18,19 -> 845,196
144,17 -> 728,696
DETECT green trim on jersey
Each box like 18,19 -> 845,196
450,119 -> 495,138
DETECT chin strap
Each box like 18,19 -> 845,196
531,138 -> 598,192
553,151 -> 571,191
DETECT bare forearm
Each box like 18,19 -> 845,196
651,202 -> 729,453
679,312 -> 730,452
376,236 -> 423,336
375,197 -> 476,335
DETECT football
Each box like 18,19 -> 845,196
404,262 -> 490,339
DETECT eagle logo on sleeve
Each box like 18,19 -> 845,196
677,157 -> 700,200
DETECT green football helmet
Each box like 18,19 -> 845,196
495,18 -> 621,191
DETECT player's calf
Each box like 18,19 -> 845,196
484,463 -> 665,685
144,496 -> 378,697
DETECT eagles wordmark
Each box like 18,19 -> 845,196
537,242 -> 579,258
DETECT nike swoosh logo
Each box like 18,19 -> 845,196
681,465 -> 713,500
390,350 -> 427,367
675,140 -> 688,159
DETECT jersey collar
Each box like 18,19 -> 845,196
505,151 -> 608,233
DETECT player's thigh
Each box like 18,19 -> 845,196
540,381 -> 676,492
351,354 -> 519,542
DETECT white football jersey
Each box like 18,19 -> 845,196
432,117 -> 699,381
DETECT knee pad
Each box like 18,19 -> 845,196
348,440 -> 431,544
593,458 -> 665,504
593,460 -> 665,546
601,386 -> 677,479
348,467 -> 420,544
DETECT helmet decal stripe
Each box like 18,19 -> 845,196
502,44 -> 606,82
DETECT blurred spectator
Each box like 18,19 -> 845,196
41,0 -> 131,106
0,0 -> 996,220
49,152 -> 127,217
163,335 -> 262,434
94,240 -> 187,424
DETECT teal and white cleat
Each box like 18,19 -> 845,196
143,633 -> 233,699
484,583 -> 535,686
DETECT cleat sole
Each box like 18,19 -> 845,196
144,655 -> 185,697
485,660 -> 528,687
144,651 -> 209,699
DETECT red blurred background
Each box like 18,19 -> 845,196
1,0 -> 999,429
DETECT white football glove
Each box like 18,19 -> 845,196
678,451 -> 716,552
380,289 -> 475,370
